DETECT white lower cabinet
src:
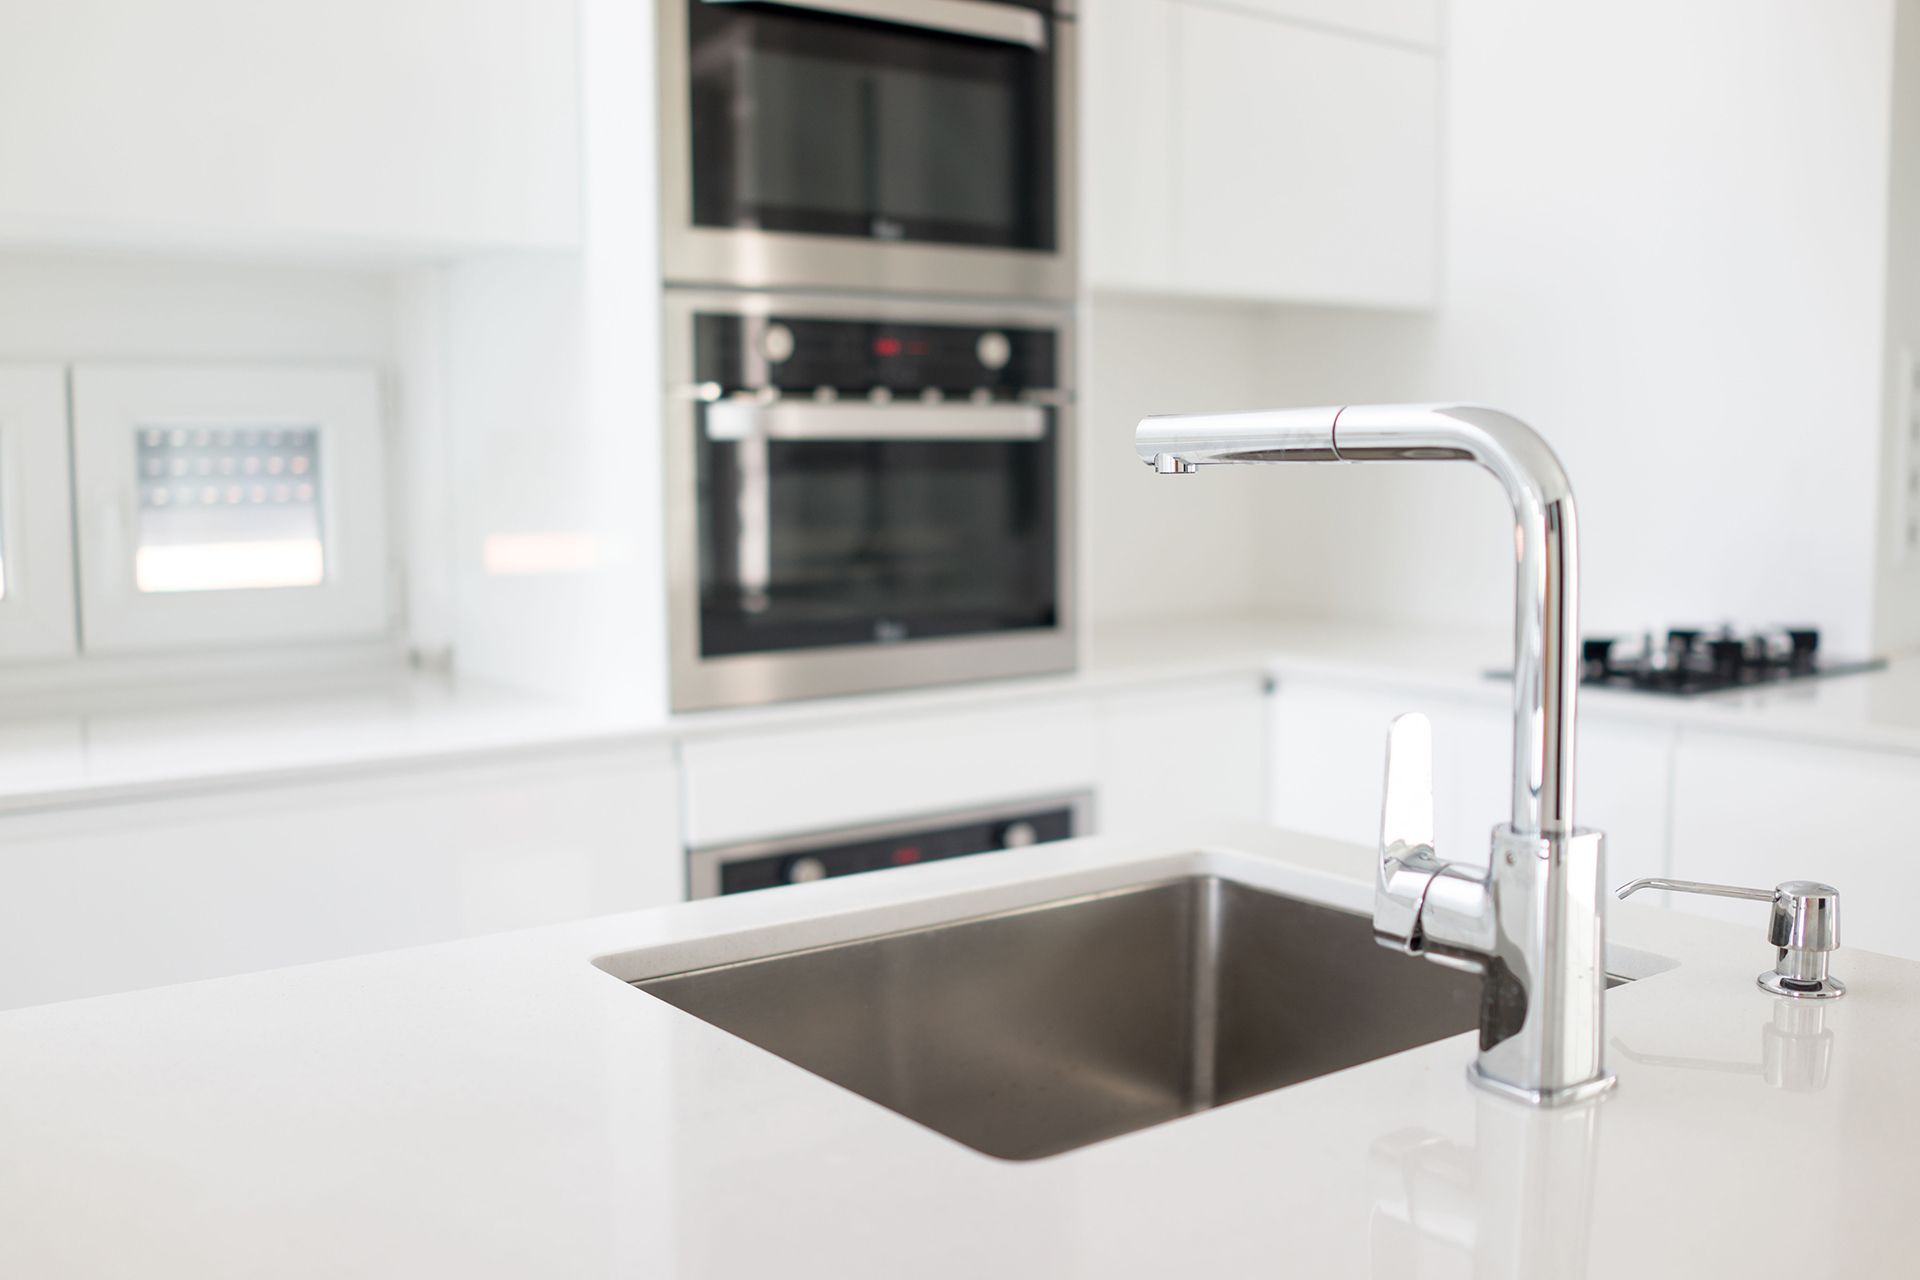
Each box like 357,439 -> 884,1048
1669,732 -> 1920,960
0,743 -> 681,1011
680,700 -> 1104,850
1094,676 -> 1269,832
1269,677 -> 1509,868
1267,677 -> 1673,885
680,677 -> 1274,858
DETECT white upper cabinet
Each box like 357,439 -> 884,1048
1216,0 -> 1441,48
0,0 -> 581,255
1083,0 -> 1177,292
1083,0 -> 1441,309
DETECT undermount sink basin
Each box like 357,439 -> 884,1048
629,875 -> 1491,1160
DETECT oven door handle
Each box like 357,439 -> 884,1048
705,400 -> 1048,442
701,0 -> 1048,50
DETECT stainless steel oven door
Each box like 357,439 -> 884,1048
658,0 -> 1077,300
664,289 -> 1076,712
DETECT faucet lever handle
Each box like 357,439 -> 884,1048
1616,878 -> 1845,999
1376,713 -> 1444,953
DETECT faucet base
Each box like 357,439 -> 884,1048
1468,1062 -> 1617,1109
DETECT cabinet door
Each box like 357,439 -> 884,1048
1082,0 -> 1176,290
1269,676 -> 1675,880
0,744 -> 682,1011
1670,732 -> 1920,960
1220,0 -> 1441,46
680,700 -> 1102,848
0,365 -> 76,661
1095,676 -> 1268,833
0,0 -> 580,253
1170,5 -> 1439,308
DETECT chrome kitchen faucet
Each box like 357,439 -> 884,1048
1137,405 -> 1614,1107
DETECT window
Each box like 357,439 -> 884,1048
134,424 -> 329,593
71,365 -> 390,654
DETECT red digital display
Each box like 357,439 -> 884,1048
890,845 -> 922,865
872,336 -> 903,357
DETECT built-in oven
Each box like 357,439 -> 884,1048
658,0 -> 1076,299
687,793 -> 1090,897
664,289 -> 1074,711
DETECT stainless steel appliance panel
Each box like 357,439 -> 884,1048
659,0 -> 1077,298
686,792 -> 1091,898
664,288 -> 1076,712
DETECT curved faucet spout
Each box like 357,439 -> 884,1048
1137,403 -> 1610,1107
1135,403 -> 1580,839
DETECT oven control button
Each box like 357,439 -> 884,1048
787,856 -> 829,884
761,322 -> 795,363
999,820 -> 1040,849
977,330 -> 1012,371
869,386 -> 894,405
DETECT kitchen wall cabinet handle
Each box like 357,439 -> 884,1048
704,400 -> 1047,443
702,0 -> 1047,49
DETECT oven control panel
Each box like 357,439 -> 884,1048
692,798 -> 1084,898
694,314 -> 1058,395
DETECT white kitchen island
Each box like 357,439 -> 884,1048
1,821 -> 1913,1279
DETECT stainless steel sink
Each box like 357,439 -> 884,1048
633,875 -> 1491,1160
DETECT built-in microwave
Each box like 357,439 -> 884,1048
658,0 -> 1076,299
664,289 -> 1075,712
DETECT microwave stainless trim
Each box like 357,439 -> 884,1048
687,791 -> 1093,898
664,288 -> 1076,713
658,0 -> 1077,300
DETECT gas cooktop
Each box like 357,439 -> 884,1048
1576,627 -> 1885,697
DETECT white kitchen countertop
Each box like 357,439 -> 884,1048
1,615 -> 1913,814
1,821 -> 1911,1279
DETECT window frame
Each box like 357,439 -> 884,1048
71,365 -> 391,654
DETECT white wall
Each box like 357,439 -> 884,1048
1082,293 -> 1306,626
1092,1 -> 1902,654
1259,0 -> 1895,652
1877,0 -> 1920,654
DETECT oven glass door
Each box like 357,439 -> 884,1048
696,403 -> 1058,656
687,0 -> 1057,251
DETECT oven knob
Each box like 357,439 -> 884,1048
976,331 -> 1012,371
786,856 -> 828,884
999,820 -> 1040,850
761,322 -> 795,363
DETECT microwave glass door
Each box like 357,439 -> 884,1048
687,0 -> 1056,251
696,411 -> 1058,656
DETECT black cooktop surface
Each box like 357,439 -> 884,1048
1497,627 -> 1886,697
